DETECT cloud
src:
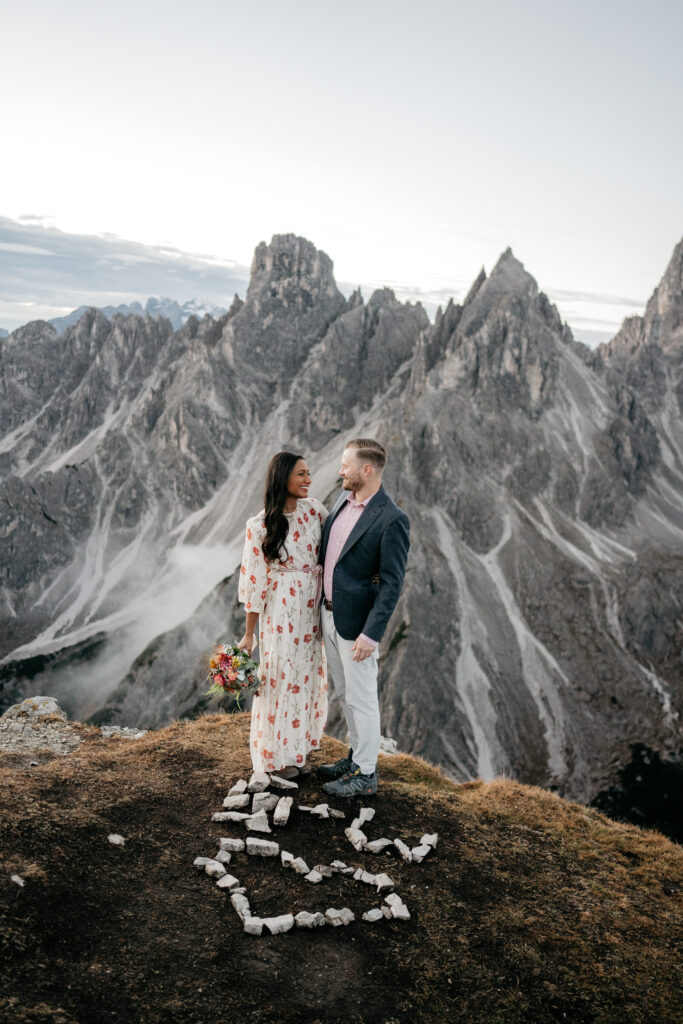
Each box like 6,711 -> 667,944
0,215 -> 251,331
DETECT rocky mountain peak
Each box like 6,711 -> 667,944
643,236 -> 683,353
245,234 -> 343,316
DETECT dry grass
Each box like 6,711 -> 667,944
1,712 -> 682,1024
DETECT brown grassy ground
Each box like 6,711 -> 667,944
1,713 -> 682,1024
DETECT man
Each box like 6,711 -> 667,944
318,438 -> 410,797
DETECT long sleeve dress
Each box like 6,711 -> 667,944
238,497 -> 328,773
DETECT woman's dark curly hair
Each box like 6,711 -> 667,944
262,451 -> 304,562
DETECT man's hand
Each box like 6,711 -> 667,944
351,636 -> 375,662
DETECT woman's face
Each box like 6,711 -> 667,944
286,459 -> 311,501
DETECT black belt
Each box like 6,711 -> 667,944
323,598 -> 333,611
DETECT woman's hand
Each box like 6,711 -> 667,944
237,633 -> 255,657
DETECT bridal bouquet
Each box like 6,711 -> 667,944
205,643 -> 261,708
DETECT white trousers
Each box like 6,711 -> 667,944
321,606 -> 380,775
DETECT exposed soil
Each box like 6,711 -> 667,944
1,713 -> 682,1024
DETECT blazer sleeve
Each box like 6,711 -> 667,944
238,517 -> 268,613
361,511 -> 410,643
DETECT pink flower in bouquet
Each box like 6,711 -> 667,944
214,673 -> 226,687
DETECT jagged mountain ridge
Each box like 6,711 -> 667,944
47,296 -> 230,336
0,233 -> 681,802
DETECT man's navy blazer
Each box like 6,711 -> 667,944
320,485 -> 410,643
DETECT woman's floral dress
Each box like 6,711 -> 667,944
238,497 -> 328,772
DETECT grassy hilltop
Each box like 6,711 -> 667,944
1,713 -> 682,1024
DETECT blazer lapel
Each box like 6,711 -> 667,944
338,487 -> 387,561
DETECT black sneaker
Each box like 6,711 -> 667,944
322,763 -> 378,797
316,748 -> 354,781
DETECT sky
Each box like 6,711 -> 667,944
2,0 -> 682,342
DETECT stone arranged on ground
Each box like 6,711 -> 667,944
203,859 -> 227,878
313,864 -> 334,878
374,872 -> 394,893
295,911 -> 326,928
212,811 -> 249,822
310,804 -> 330,818
353,868 -> 377,885
228,779 -> 248,796
245,809 -> 271,833
304,869 -> 323,884
11,875 -> 25,887
222,794 -> 250,809
252,792 -> 280,813
216,874 -> 241,891
231,892 -> 251,920
247,771 -> 270,793
246,838 -> 279,857
344,827 -> 368,851
280,850 -> 294,867
219,837 -> 245,853
290,857 -> 310,875
244,917 -> 263,936
366,838 -> 393,854
351,807 -> 375,831
107,833 -> 125,846
273,796 -> 293,825
263,914 -> 295,935
385,892 -> 410,920
421,833 -> 438,848
269,775 -> 299,791
325,907 -> 355,927
411,844 -> 432,863
215,850 -> 232,864
328,808 -> 346,819
362,908 -> 384,922
393,838 -> 413,862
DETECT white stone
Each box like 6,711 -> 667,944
330,860 -> 348,872
304,869 -> 323,884
290,857 -> 310,875
193,856 -> 212,868
325,908 -> 343,927
421,833 -> 438,849
245,809 -> 271,833
280,850 -> 294,867
314,912 -> 326,926
231,892 -> 251,920
108,833 -> 125,846
329,808 -> 346,819
263,914 -> 295,935
219,837 -> 245,853
379,735 -> 399,755
345,827 -> 367,851
357,870 -> 377,885
216,873 -> 241,891
273,796 -> 293,825
393,838 -> 413,862
358,807 -> 375,826
215,850 -> 232,864
295,911 -> 322,928
385,892 -> 410,920
246,837 -> 279,857
204,859 -> 227,878
313,864 -> 334,878
252,792 -> 280,813
269,775 -> 298,790
374,873 -> 394,893
411,844 -> 431,863
382,906 -> 393,919
310,804 -> 330,818
5,696 -> 65,720
212,811 -> 249,822
366,838 -> 393,854
244,917 -> 263,936
232,887 -> 248,894
11,874 -> 24,887
247,771 -> 271,793
339,908 -> 355,925
363,908 -> 384,922
222,794 -> 250,809
350,817 -> 362,831
297,805 -> 314,813
228,779 -> 248,796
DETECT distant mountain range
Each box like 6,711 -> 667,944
46,296 -> 229,335
0,232 -> 681,808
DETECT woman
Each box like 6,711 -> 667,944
237,451 -> 328,778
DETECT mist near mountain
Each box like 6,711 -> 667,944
1,232 -> 681,807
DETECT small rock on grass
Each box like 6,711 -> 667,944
329,808 -> 346,819
295,911 -> 325,928
304,869 -> 323,883
290,857 -> 310,875
216,874 -> 241,891
11,875 -> 25,887
384,892 -> 410,920
263,914 -> 295,935
247,771 -> 270,793
252,792 -> 280,813
344,827 -> 367,851
228,779 -> 248,796
219,837 -> 245,853
273,796 -> 293,825
194,856 -> 212,868
374,872 -> 394,893
269,775 -> 298,791
393,838 -> 413,862
245,809 -> 271,833
421,833 -> 438,848
244,917 -> 263,936
362,908 -> 384,922
108,834 -> 125,846
222,794 -> 250,809
313,864 -> 334,878
281,850 -> 294,867
366,838 -> 393,854
204,860 -> 227,879
213,811 -> 249,822
231,892 -> 251,920
411,844 -> 432,863
246,838 -> 279,857
215,850 -> 232,864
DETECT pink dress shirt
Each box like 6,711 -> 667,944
323,491 -> 378,647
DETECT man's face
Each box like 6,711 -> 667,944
339,448 -> 365,492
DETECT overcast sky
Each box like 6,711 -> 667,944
2,0 -> 682,341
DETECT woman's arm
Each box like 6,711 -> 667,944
238,612 -> 259,657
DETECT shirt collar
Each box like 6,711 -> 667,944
345,490 -> 376,509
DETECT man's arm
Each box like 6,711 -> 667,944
360,513 -> 410,645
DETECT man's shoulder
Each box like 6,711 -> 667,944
375,488 -> 409,526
